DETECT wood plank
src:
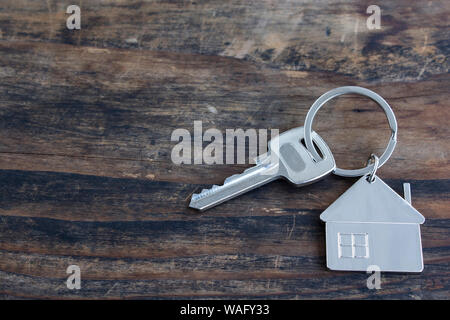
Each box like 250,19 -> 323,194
1,0 -> 448,81
0,170 -> 448,298
0,170 -> 448,221
0,41 -> 448,181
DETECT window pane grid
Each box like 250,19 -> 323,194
337,233 -> 369,259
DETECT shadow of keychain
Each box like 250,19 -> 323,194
303,86 -> 425,273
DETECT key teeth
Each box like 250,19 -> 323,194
189,196 -> 201,209
224,174 -> 239,183
190,193 -> 200,202
190,167 -> 256,207
190,184 -> 224,203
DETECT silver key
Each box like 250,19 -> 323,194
189,126 -> 336,211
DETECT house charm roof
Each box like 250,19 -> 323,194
320,175 -> 425,224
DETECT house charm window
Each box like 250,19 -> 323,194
337,233 -> 369,259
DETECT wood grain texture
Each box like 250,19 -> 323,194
0,0 -> 449,299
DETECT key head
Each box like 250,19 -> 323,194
268,126 -> 335,185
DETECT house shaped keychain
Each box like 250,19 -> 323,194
302,86 -> 425,273
320,157 -> 425,272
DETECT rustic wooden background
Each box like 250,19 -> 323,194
0,0 -> 448,299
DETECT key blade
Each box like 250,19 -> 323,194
189,162 -> 280,211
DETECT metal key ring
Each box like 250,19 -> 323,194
303,86 -> 397,177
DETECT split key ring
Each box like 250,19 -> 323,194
303,86 -> 398,177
